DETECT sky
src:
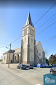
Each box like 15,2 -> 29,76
0,0 -> 56,59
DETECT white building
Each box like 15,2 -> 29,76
2,11 -> 46,65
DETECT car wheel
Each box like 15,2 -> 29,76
50,72 -> 52,74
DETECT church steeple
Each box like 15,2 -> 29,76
24,12 -> 34,27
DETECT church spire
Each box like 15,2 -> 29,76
24,11 -> 34,27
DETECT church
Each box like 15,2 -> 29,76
2,11 -> 46,65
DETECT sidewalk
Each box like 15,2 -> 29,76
0,63 -> 19,68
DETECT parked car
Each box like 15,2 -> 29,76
36,64 -> 43,68
52,64 -> 56,66
17,64 -> 22,69
29,65 -> 33,69
26,64 -> 30,69
43,63 -> 48,67
17,64 -> 26,70
21,65 -> 26,70
50,67 -> 56,75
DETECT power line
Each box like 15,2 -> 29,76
36,17 -> 56,33
11,21 -> 56,50
0,46 -> 8,48
1,48 -> 8,54
0,43 -> 9,46
34,3 -> 56,25
35,21 -> 56,36
10,4 -> 56,47
13,45 -> 21,50
11,35 -> 22,44
35,13 -> 56,31
11,18 -> 56,49
12,41 -> 21,48
18,35 -> 56,48
41,35 -> 56,43
1,3 -> 56,51
2,21 -> 56,53
10,4 -> 56,46
12,42 -> 21,50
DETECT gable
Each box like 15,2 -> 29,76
36,41 -> 44,51
14,47 -> 21,53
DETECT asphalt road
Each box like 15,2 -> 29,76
0,65 -> 37,85
10,67 -> 50,83
0,62 -> 50,85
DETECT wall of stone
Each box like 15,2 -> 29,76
2,54 -> 7,64
36,41 -> 45,64
7,53 -> 14,64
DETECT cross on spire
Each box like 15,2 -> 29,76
24,7 -> 34,27
29,6 -> 30,12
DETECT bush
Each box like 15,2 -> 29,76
0,60 -> 2,62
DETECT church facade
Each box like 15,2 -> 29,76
2,12 -> 46,65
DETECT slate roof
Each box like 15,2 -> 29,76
24,12 -> 34,27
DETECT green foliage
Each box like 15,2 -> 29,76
49,55 -> 56,65
46,58 -> 49,65
49,61 -> 56,65
0,60 -> 2,62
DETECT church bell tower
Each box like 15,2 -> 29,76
21,12 -> 35,65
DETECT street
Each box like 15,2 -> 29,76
0,65 -> 37,85
0,62 -> 51,85
10,67 -> 50,83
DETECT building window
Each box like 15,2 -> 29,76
15,56 -> 16,60
39,53 -> 41,56
24,29 -> 27,35
4,56 -> 5,60
31,36 -> 33,39
43,51 -> 45,58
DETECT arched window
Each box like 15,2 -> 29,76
15,56 -> 16,60
39,53 -> 41,56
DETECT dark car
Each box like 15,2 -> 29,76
21,65 -> 26,70
50,67 -> 56,75
29,65 -> 33,69
26,64 -> 30,69
17,64 -> 26,70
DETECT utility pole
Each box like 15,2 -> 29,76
6,43 -> 15,68
8,43 -> 11,68
10,43 -> 11,50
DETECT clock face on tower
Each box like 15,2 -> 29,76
24,36 -> 26,41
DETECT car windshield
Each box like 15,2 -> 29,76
26,64 -> 30,66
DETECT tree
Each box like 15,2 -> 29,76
45,58 -> 49,65
49,54 -> 56,65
